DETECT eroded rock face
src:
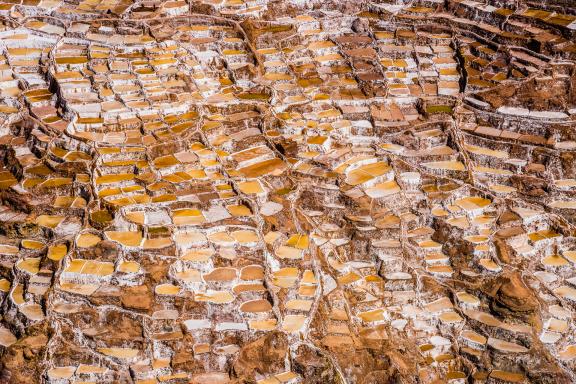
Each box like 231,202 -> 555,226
493,273 -> 540,314
0,0 -> 575,383
292,344 -> 341,383
233,332 -> 289,380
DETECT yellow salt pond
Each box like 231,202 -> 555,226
48,244 -> 67,261
563,250 -> 576,263
203,267 -> 236,282
285,299 -> 313,311
21,240 -> 44,250
124,211 -> 145,225
143,237 -> 172,249
238,158 -> 287,178
489,370 -> 525,383
0,328 -> 16,347
227,204 -> 251,216
249,319 -> 277,331
427,265 -> 454,275
0,279 -> 10,292
301,270 -> 317,284
285,234 -> 309,249
237,180 -> 265,194
105,231 -> 143,247
345,161 -> 391,186
465,144 -> 508,159
461,330 -> 486,345
117,261 -> 140,273
20,303 -> 44,321
240,265 -> 264,280
423,160 -> 465,171
473,165 -> 513,176
64,259 -> 114,276
478,258 -> 501,272
454,196 -> 491,211
95,173 -> 135,185
439,311 -> 464,323
231,230 -> 259,244
553,285 -> 576,301
207,231 -> 235,246
59,282 -> 99,296
275,245 -> 304,259
559,345 -> 576,360
365,180 -> 401,198
549,200 -> 576,209
97,348 -> 140,359
155,284 -> 181,295
528,229 -> 560,242
488,184 -> 517,194
181,248 -> 213,262
271,268 -> 299,288
456,291 -> 480,306
358,309 -> 385,322
195,290 -> 234,304
36,215 -> 64,228
16,258 -> 40,274
281,315 -> 307,332
76,233 -> 101,248
47,367 -> 75,379
240,299 -> 273,312
541,254 -> 569,267
172,209 -> 206,225
175,269 -> 202,282
0,244 -> 18,254
337,271 -> 362,285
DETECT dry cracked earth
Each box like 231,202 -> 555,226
0,0 -> 575,383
